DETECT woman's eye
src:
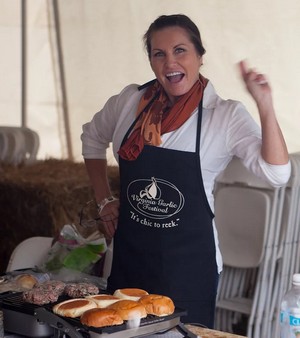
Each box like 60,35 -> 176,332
175,48 -> 185,54
153,51 -> 164,57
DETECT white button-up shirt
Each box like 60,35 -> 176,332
81,81 -> 291,272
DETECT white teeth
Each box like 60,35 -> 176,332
166,71 -> 182,77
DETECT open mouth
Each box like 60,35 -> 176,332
166,71 -> 184,83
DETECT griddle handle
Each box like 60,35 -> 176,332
176,322 -> 200,338
34,307 -> 84,338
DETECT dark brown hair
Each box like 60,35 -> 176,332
143,14 -> 206,59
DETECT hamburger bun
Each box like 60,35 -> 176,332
108,299 -> 147,320
15,274 -> 37,289
53,298 -> 97,318
139,294 -> 175,317
113,288 -> 149,301
80,308 -> 123,328
86,294 -> 120,308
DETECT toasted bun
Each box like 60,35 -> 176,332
86,294 -> 120,308
80,308 -> 124,327
139,294 -> 175,317
15,274 -> 37,289
108,299 -> 147,320
113,288 -> 149,301
53,298 -> 97,318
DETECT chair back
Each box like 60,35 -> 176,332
6,236 -> 53,272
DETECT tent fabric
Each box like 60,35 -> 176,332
1,0 -> 300,163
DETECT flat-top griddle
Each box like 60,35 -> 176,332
1,293 -> 197,338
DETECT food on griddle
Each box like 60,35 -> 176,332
64,282 -> 99,298
107,299 -> 147,320
138,294 -> 175,317
113,288 -> 149,301
53,298 -> 97,318
15,274 -> 37,289
80,308 -> 124,328
22,280 -> 66,305
86,294 -> 120,308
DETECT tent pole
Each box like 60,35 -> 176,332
21,0 -> 27,127
52,0 -> 73,160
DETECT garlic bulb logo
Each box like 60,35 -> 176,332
140,177 -> 161,200
127,176 -> 185,219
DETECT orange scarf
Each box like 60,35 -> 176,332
118,74 -> 208,161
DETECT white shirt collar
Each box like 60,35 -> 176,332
203,81 -> 219,109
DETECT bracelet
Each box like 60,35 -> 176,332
97,196 -> 117,214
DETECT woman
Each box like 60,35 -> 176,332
81,14 -> 290,327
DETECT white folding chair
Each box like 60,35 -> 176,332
269,153 -> 300,338
0,127 -> 25,165
6,236 -> 53,272
21,127 -> 40,162
214,157 -> 286,338
0,126 -> 39,164
0,127 -> 17,163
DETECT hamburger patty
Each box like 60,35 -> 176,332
22,280 -> 66,305
22,281 -> 99,305
64,282 -> 99,298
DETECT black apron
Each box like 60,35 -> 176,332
108,99 -> 218,328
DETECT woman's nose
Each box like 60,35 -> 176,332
165,53 -> 176,66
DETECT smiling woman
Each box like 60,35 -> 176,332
81,14 -> 290,328
147,28 -> 203,103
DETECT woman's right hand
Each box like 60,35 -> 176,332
238,60 -> 273,112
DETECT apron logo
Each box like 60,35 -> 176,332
127,177 -> 185,220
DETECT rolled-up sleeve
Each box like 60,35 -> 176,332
258,155 -> 291,187
81,120 -> 108,159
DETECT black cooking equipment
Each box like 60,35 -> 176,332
1,293 -> 198,338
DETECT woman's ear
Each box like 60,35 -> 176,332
199,55 -> 203,67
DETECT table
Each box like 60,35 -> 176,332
4,326 -> 246,338
186,325 -> 247,337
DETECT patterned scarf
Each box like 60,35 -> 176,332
118,74 -> 208,161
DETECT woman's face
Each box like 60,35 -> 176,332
149,26 -> 202,105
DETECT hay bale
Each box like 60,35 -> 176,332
0,159 -> 120,274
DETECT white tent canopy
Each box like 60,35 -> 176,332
1,0 -> 300,163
